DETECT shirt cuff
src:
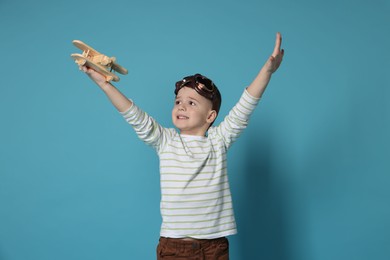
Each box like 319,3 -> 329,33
120,99 -> 135,117
243,88 -> 261,106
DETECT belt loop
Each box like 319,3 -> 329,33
200,247 -> 205,260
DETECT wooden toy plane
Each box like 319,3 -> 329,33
71,40 -> 128,82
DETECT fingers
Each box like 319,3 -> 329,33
79,65 -> 88,73
272,32 -> 282,58
267,40 -> 284,74
79,65 -> 97,76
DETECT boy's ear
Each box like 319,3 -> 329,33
206,110 -> 217,124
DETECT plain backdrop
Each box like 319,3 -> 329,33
0,0 -> 389,259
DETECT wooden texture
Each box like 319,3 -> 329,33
71,40 -> 128,82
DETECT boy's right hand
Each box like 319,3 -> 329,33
78,65 -> 132,112
79,65 -> 109,88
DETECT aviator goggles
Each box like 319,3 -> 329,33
174,73 -> 217,100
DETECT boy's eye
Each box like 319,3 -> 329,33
189,101 -> 195,106
175,100 -> 181,105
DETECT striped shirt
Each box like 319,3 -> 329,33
121,89 -> 259,239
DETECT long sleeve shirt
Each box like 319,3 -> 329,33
121,89 -> 259,239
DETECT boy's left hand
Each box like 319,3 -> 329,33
264,32 -> 284,74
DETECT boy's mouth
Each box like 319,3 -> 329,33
177,115 -> 189,120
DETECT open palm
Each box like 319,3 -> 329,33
265,32 -> 284,73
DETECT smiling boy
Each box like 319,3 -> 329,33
172,74 -> 221,135
78,33 -> 284,259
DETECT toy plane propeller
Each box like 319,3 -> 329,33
71,40 -> 128,82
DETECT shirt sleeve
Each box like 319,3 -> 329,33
120,101 -> 173,152
212,89 -> 260,149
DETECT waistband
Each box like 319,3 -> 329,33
159,236 -> 227,250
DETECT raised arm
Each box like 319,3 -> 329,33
80,66 -> 132,112
246,32 -> 284,98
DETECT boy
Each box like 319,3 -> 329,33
79,33 -> 284,259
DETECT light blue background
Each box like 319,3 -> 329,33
0,0 -> 389,259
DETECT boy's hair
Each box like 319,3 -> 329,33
174,73 -> 222,114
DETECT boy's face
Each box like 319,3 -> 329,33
172,87 -> 217,136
